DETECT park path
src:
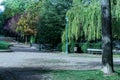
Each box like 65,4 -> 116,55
0,42 -> 120,80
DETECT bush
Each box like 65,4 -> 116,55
62,42 -> 82,53
80,42 -> 102,53
62,42 -> 66,52
0,41 -> 11,49
62,41 -> 101,53
61,41 -> 76,53
80,42 -> 89,53
69,42 -> 77,53
57,43 -> 63,51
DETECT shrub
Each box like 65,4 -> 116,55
62,42 -> 75,53
80,42 -> 102,53
62,41 -> 101,53
61,42 -> 66,52
80,42 -> 89,53
62,42 -> 82,53
69,42 -> 78,53
0,41 -> 11,49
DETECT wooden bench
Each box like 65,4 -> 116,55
87,49 -> 102,54
87,48 -> 120,54
113,49 -> 120,54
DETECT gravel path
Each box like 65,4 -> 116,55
0,43 -> 120,80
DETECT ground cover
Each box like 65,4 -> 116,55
37,70 -> 120,80
0,41 -> 11,49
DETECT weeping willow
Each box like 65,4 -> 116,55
62,0 -> 101,43
112,0 -> 120,39
62,0 -> 120,52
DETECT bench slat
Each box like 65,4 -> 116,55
87,48 -> 120,54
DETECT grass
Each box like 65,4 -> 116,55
0,41 -> 11,50
37,70 -> 120,80
113,54 -> 120,58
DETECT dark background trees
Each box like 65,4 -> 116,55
37,0 -> 72,47
0,0 -> 72,49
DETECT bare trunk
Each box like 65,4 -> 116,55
101,0 -> 114,74
25,36 -> 27,44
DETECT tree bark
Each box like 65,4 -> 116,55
101,0 -> 114,74
25,35 -> 27,44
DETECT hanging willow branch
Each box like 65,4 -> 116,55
62,0 -> 101,43
61,0 -> 120,51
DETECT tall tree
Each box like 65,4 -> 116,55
38,0 -> 72,46
62,0 -> 101,52
1,0 -> 39,36
101,0 -> 114,74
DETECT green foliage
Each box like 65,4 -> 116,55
112,1 -> 120,39
62,39 -> 97,53
65,0 -> 101,41
62,41 -> 80,53
62,0 -> 120,52
38,0 -> 72,46
62,42 -> 66,52
62,0 -> 101,52
0,41 -> 11,49
16,12 -> 38,36
0,0 -> 40,36
80,42 -> 90,53
3,0 -> 38,18
0,15 -> 5,35
80,42 -> 102,53
30,36 -> 35,43
56,43 -> 62,51
51,70 -> 120,80
69,42 -> 76,53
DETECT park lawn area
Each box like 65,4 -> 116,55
0,41 -> 11,49
38,70 -> 120,80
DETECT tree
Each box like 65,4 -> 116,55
62,0 -> 120,52
62,0 -> 101,52
38,0 -> 72,46
2,0 -> 40,41
101,0 -> 114,74
3,15 -> 20,37
16,13 -> 38,43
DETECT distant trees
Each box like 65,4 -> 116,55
1,0 -> 40,43
0,0 -> 72,47
1,0 -> 38,35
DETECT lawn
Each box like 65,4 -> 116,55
38,70 -> 120,80
0,41 -> 11,50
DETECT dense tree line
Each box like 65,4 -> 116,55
37,0 -> 72,46
0,0 -> 72,47
0,0 -> 120,52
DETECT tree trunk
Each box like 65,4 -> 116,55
101,0 -> 114,74
25,35 -> 27,44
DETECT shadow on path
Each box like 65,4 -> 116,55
0,67 -> 53,80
